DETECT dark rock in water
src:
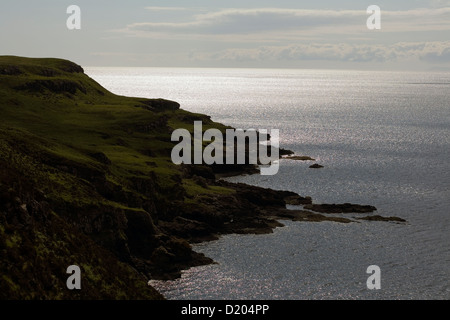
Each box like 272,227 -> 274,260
357,215 -> 406,223
285,155 -> 316,161
309,163 -> 324,168
279,149 -> 295,156
276,209 -> 353,223
303,203 -> 377,213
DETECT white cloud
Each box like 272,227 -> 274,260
189,41 -> 450,64
421,46 -> 450,63
109,7 -> 450,68
126,8 -> 363,35
123,7 -> 450,39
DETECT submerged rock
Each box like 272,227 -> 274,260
284,155 -> 316,161
357,215 -> 407,223
276,209 -> 353,223
303,203 -> 377,213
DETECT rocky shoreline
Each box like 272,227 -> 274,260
150,161 -> 407,280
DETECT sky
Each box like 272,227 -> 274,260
1,0 -> 450,70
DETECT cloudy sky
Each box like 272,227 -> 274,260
1,0 -> 450,70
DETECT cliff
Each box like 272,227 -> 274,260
0,56 -> 405,299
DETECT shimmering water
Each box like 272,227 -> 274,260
86,67 -> 450,299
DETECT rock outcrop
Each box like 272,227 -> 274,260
303,203 -> 377,213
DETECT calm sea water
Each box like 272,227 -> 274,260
85,67 -> 450,300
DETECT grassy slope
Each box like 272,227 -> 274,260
0,56 -> 234,299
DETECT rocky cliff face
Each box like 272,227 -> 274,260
0,56 -> 277,298
0,162 -> 163,299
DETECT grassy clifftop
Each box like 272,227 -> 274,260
0,56 -> 235,299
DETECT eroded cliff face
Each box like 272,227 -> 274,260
0,163 -> 163,300
0,56 -> 271,297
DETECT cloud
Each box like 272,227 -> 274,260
126,8 -> 364,35
123,7 -> 450,39
190,41 -> 450,64
421,46 -> 450,62
111,7 -> 450,68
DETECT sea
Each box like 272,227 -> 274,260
85,67 -> 450,300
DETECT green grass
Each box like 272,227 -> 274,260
0,56 -> 242,299
0,56 -> 194,209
